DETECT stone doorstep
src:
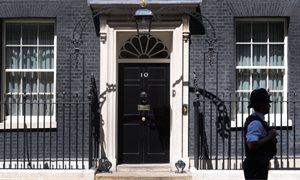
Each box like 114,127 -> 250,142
95,164 -> 191,180
116,164 -> 172,172
95,172 -> 192,180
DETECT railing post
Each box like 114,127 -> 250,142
88,93 -> 93,169
193,90 -> 200,170
23,93 -> 26,169
2,97 -> 6,168
75,93 -> 79,169
293,92 -> 296,168
62,92 -> 66,169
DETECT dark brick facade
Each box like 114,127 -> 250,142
0,0 -> 100,166
188,0 -> 300,158
1,0 -> 300,167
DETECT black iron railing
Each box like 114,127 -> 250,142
193,92 -> 300,170
1,89 -> 299,170
0,93 -> 99,169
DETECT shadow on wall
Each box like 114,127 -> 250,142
98,83 -> 116,158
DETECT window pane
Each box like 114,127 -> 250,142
236,45 -> 251,66
270,22 -> 284,42
24,95 -> 38,116
270,45 -> 284,66
236,22 -> 251,42
269,69 -> 284,90
253,45 -> 267,66
23,24 -> 37,45
6,95 -> 21,116
236,92 -> 250,114
253,22 -> 267,42
236,69 -> 250,90
22,47 -> 38,69
39,24 -> 54,45
252,69 -> 267,89
6,24 -> 21,45
39,72 -> 54,93
38,95 -> 54,116
6,47 -> 21,69
6,72 -> 21,93
23,72 -> 38,93
39,47 -> 54,69
269,92 -> 283,114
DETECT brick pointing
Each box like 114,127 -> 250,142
1,0 -> 300,166
0,0 -> 100,163
188,0 -> 300,157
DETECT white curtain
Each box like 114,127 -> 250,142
236,45 -> 251,66
253,45 -> 267,66
23,47 -> 37,69
39,72 -> 54,93
269,69 -> 284,90
23,72 -> 37,92
252,69 -> 267,89
39,47 -> 54,69
269,92 -> 283,114
236,92 -> 250,114
6,47 -> 20,69
270,45 -> 284,66
236,69 -> 250,90
6,72 -> 20,93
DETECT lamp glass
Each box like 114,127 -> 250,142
134,8 -> 153,36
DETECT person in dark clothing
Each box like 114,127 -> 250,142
243,88 -> 278,180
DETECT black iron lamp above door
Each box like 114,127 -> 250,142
134,0 -> 153,36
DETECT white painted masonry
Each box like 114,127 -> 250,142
1,169 -> 300,179
0,169 -> 95,180
99,15 -> 190,171
190,169 -> 300,180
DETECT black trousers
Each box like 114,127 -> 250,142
243,157 -> 270,180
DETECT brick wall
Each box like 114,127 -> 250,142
1,0 -> 300,168
188,0 -> 300,159
0,0 -> 100,166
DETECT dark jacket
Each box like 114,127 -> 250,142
244,115 -> 277,159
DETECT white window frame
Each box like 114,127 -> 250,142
0,19 -> 57,129
234,18 -> 291,127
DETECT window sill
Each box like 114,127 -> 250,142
0,116 -> 56,129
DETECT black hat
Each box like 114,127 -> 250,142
248,88 -> 272,108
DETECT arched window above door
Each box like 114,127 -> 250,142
119,35 -> 170,59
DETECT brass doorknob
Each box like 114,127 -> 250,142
141,116 -> 146,122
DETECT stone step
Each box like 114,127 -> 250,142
116,164 -> 172,172
95,164 -> 191,180
95,172 -> 192,180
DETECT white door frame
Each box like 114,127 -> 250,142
98,15 -> 190,171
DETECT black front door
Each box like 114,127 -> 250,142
118,63 -> 170,164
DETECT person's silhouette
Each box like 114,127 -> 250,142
243,88 -> 278,180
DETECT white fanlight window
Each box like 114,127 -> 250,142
235,19 -> 290,127
1,20 -> 56,129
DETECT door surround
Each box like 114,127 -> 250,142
99,15 -> 190,171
